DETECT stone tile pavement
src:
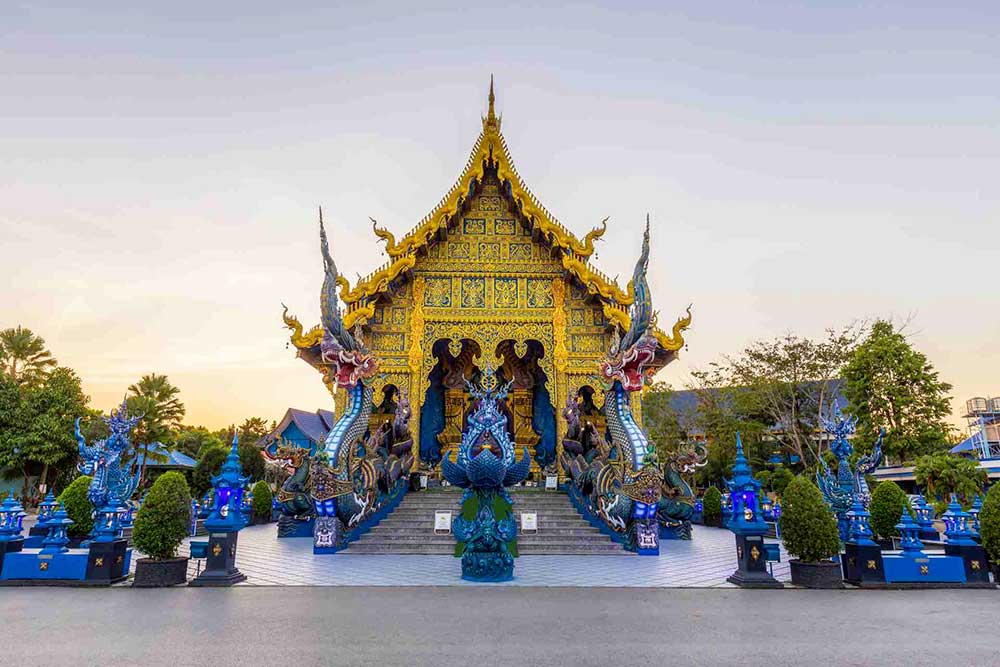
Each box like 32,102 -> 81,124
135,522 -> 791,587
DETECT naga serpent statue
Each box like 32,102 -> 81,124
303,210 -> 413,552
658,440 -> 708,539
560,221 -> 678,553
816,406 -> 884,542
263,437 -> 315,537
74,399 -> 142,540
442,365 -> 532,581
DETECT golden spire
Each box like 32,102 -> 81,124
483,74 -> 501,133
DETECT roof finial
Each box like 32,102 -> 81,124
483,74 -> 500,132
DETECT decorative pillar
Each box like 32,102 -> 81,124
409,277 -> 426,466
551,278 -> 569,482
725,433 -> 781,588
841,498 -> 885,585
190,433 -> 249,586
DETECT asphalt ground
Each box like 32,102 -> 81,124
3,586 -> 997,666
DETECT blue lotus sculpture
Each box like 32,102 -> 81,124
442,366 -> 530,582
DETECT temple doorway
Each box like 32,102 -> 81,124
418,338 -> 556,479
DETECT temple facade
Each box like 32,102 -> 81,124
282,80 -> 691,481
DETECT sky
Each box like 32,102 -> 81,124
2,2 -> 998,430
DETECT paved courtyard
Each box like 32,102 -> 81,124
133,522 -> 791,587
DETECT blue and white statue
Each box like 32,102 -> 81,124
815,406 -> 884,542
74,399 -> 142,542
442,365 -> 531,581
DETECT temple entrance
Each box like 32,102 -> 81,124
418,338 -> 556,480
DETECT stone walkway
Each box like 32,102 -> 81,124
143,522 -> 791,587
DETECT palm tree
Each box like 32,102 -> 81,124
127,373 -> 185,484
0,326 -> 57,386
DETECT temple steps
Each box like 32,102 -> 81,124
344,488 -> 628,555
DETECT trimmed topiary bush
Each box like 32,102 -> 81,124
132,471 -> 192,560
702,487 -> 722,525
869,480 -> 909,540
980,484 -> 1000,566
252,481 -> 272,522
779,476 -> 840,563
57,475 -> 94,538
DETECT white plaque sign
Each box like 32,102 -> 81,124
545,475 -> 558,490
434,510 -> 452,533
521,512 -> 538,533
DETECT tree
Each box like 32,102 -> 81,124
191,445 -> 228,497
0,367 -> 89,501
132,471 -> 192,560
868,480 -> 909,540
173,427 -> 225,459
0,326 -> 57,387
913,453 -> 986,505
239,442 -> 265,482
238,417 -> 272,445
779,476 -> 841,563
980,484 -> 1000,566
127,374 -> 185,484
843,320 -> 953,463
642,382 -> 686,451
696,326 -> 863,469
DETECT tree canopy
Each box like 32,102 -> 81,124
0,326 -> 57,387
842,320 -> 953,463
127,373 -> 185,482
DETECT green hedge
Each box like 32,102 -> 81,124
980,484 -> 1000,566
251,481 -> 272,521
779,476 -> 840,563
57,475 -> 94,538
869,480 -> 908,540
132,471 -> 192,560
702,487 -> 722,523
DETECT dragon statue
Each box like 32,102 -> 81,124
658,440 -> 708,540
816,405 -> 884,541
442,365 -> 531,581
74,399 -> 142,541
560,220 -> 684,553
289,209 -> 412,552
262,437 -> 315,537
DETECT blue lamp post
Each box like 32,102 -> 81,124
39,504 -> 74,555
842,498 -> 885,585
0,494 -> 27,574
725,433 -> 781,588
190,432 -> 249,586
913,495 -> 939,541
941,495 -> 990,584
969,494 -> 983,543
28,491 -> 58,541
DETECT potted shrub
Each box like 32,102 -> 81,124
780,476 -> 843,589
132,471 -> 192,587
979,484 -> 1000,580
57,475 -> 93,547
251,481 -> 273,524
869,480 -> 908,548
702,487 -> 723,528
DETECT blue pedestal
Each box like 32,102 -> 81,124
277,516 -> 315,538
882,554 -> 966,584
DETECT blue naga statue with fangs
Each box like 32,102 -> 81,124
74,399 -> 142,540
561,220 -> 700,552
816,405 -> 884,541
291,209 -> 413,553
442,365 -> 531,581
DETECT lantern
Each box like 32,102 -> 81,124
204,433 -> 250,532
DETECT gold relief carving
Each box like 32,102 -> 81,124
282,305 -> 324,350
570,309 -> 585,326
552,278 -> 569,374
460,277 -> 486,308
447,242 -> 471,259
919,565 -> 929,575
561,254 -> 633,305
526,278 -> 553,308
392,308 -> 406,325
343,301 -> 375,330
494,218 -> 516,235
494,278 -> 518,308
478,242 -> 501,261
509,243 -> 532,261
408,277 -> 426,372
448,339 -> 464,357
867,560 -> 877,570
478,196 -> 501,212
653,306 -> 692,352
372,333 -> 405,352
424,277 -> 452,307
463,218 -> 486,235
571,334 -> 603,354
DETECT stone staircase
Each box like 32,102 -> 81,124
345,488 -> 627,555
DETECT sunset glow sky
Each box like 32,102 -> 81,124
3,2 -> 998,429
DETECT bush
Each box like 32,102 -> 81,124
980,484 -> 1000,566
251,481 -> 272,521
191,445 -> 228,497
57,475 -> 94,538
779,476 -> 841,563
132,471 -> 192,560
239,443 -> 266,482
869,480 -> 908,540
702,487 -> 722,523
